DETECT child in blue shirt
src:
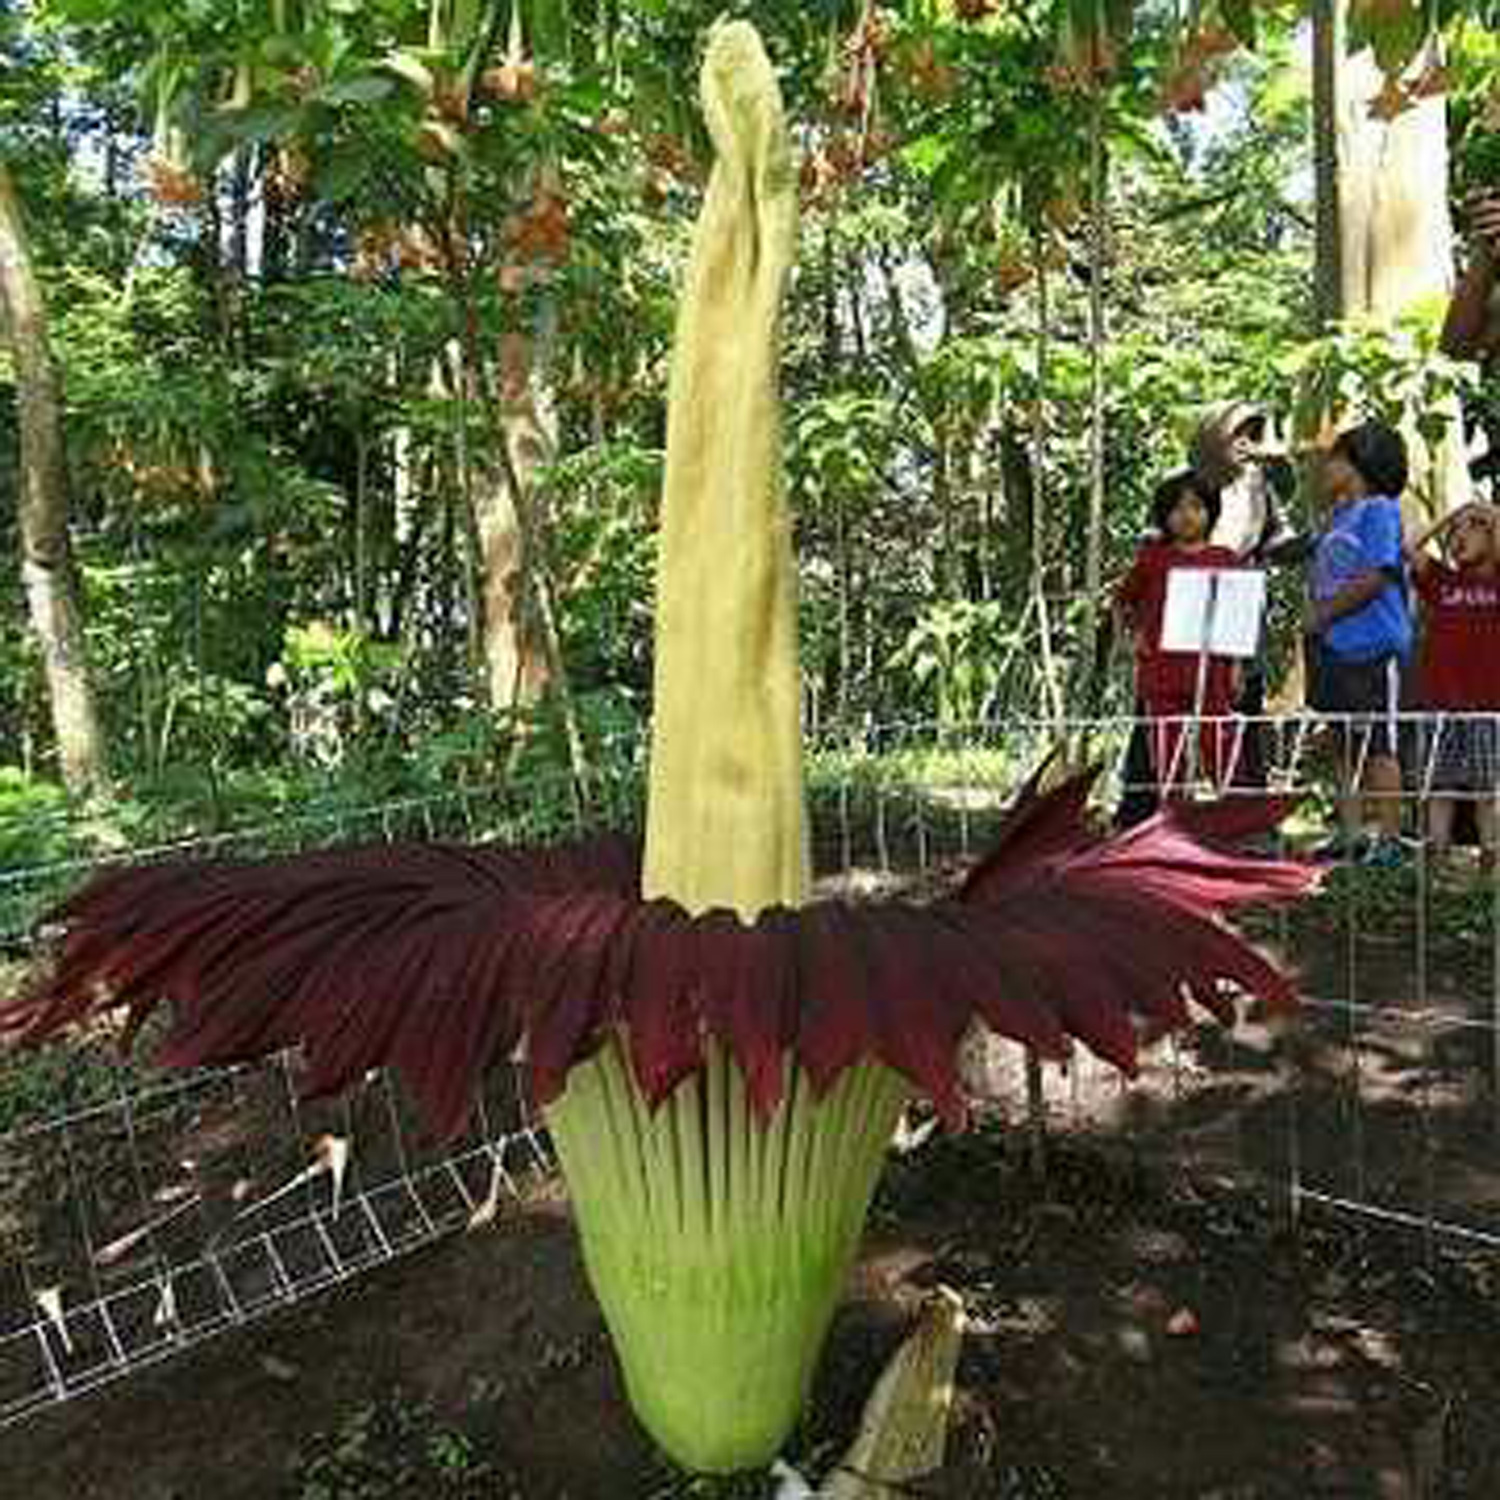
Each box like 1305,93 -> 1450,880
1306,420 -> 1414,865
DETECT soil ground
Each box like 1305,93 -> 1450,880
3,1119 -> 1500,1498
5,850 -> 1500,1496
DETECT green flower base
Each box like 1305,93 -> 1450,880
547,1040 -> 909,1473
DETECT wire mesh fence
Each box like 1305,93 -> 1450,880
2,711 -> 1499,1432
0,762 -> 645,1431
0,1055 -> 550,1429
814,710 -> 1500,1265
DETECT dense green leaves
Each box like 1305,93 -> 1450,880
0,0 -> 1489,807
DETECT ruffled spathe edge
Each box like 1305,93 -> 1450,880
2,772 -> 1318,1140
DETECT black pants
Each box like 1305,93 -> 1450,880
1234,666 -> 1269,789
1115,701 -> 1159,830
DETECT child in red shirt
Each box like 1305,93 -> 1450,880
1115,470 -> 1243,799
1407,502 -> 1500,867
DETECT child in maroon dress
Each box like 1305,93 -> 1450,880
1115,470 -> 1243,799
1407,502 -> 1500,869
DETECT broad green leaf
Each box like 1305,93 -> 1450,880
314,145 -> 374,202
215,103 -> 301,143
1221,0 -> 1257,48
899,133 -> 954,178
319,74 -> 396,106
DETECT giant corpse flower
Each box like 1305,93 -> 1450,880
1,21 -> 1317,1478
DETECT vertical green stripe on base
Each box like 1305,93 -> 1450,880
547,1038 -> 910,1473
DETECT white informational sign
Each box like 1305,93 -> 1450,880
1160,568 -> 1266,660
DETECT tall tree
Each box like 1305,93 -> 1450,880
0,157 -> 109,793
1312,0 -> 1470,510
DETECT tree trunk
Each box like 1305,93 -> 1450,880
1312,9 -> 1468,513
1311,0 -> 1344,331
259,145 -> 287,283
480,323 -> 590,803
1084,86 -> 1108,709
1332,57 -> 1452,320
0,159 -> 109,794
228,149 -> 251,282
471,330 -> 553,713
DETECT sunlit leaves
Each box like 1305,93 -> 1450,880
1348,0 -> 1429,80
1220,0 -> 1258,48
318,73 -> 397,106
1277,309 -> 1479,507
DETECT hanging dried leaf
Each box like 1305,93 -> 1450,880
1367,76 -> 1415,122
145,157 -> 204,207
480,60 -> 539,103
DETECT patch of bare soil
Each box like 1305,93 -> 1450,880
5,849 -> 1499,1497
863,1131 -> 1500,1497
2,1125 -> 1498,1499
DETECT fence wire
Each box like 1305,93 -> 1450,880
815,710 -> 1500,1264
0,765 -> 639,1431
2,713 -> 1499,1431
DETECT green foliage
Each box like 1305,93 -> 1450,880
793,393 -> 899,500
0,0 -> 1484,803
0,1043 -> 145,1135
1448,28 -> 1500,198
0,766 -> 70,867
1283,306 -> 1475,440
277,621 -> 402,767
289,1394 -> 507,1499
543,439 -> 662,694
892,599 -> 1017,728
1279,308 -> 1479,510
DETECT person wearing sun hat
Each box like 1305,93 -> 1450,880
1195,400 -> 1312,773
1191,400 -> 1299,563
